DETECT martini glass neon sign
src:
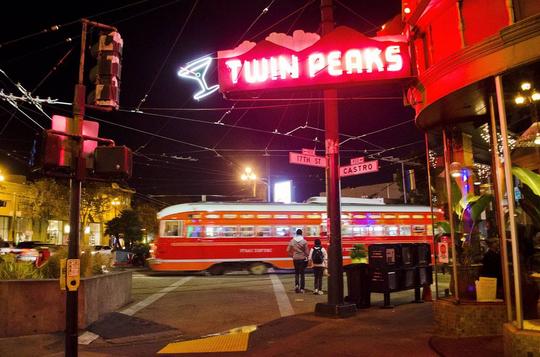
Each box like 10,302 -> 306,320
177,56 -> 220,100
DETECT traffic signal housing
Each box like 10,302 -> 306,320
88,31 -> 123,110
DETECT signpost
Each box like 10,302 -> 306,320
289,151 -> 326,168
340,160 -> 379,177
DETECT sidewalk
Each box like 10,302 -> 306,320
0,301 -> 504,356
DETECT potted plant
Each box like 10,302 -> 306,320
350,244 -> 368,264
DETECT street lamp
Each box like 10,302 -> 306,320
241,167 -> 257,198
111,198 -> 120,217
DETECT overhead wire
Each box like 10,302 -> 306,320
134,0 -> 199,111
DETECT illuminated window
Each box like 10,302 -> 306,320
342,225 -> 353,236
186,225 -> 202,238
386,225 -> 399,236
240,214 -> 254,219
239,226 -> 255,237
290,214 -> 305,219
257,214 -> 272,219
275,226 -> 291,237
369,214 -> 381,219
412,214 -> 424,219
223,214 -> 237,219
307,214 -> 321,219
353,214 -> 366,219
412,225 -> 426,234
398,214 -> 411,219
399,225 -> 412,236
256,226 -> 272,237
222,226 -> 238,237
383,214 -> 396,219
205,214 -> 220,219
371,225 -> 384,236
274,214 -> 288,219
304,225 -> 320,237
161,220 -> 182,237
205,226 -> 222,238
352,225 -> 368,237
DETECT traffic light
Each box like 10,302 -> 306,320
30,130 -> 73,172
88,31 -> 123,110
93,145 -> 132,179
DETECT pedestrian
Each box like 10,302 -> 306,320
287,229 -> 309,293
309,238 -> 327,295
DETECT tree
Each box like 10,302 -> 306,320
80,182 -> 119,246
135,203 -> 158,238
105,209 -> 143,250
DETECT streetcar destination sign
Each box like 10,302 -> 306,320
217,26 -> 411,97
340,160 -> 379,177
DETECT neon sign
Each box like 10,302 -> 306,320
177,56 -> 220,100
217,27 -> 411,97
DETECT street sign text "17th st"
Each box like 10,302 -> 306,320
340,160 -> 379,177
289,152 -> 327,168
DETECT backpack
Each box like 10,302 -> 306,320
312,247 -> 324,264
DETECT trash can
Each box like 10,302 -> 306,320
344,263 -> 371,308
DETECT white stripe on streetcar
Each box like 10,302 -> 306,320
120,276 -> 192,316
270,274 -> 294,317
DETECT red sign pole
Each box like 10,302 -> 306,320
315,0 -> 356,318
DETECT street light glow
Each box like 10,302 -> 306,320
521,82 -> 532,91
532,92 -> 540,101
515,95 -> 526,105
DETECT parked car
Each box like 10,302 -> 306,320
12,241 -> 60,265
0,240 -> 14,255
91,245 -> 112,255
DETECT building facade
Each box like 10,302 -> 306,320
393,0 -> 540,353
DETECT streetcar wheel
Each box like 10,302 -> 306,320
249,263 -> 268,275
208,265 -> 225,275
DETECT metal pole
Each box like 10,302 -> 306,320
495,75 -> 523,328
442,129 -> 460,301
488,95 -> 512,321
314,0 -> 355,317
66,19 -> 87,357
424,133 -> 438,299
401,162 -> 408,204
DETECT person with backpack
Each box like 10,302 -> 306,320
287,229 -> 310,293
308,239 -> 328,295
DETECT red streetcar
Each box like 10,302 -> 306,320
148,197 -> 441,275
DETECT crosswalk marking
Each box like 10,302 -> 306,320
269,274 -> 294,317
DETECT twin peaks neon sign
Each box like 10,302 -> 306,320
217,27 -> 411,97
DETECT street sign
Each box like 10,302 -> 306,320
340,160 -> 379,177
302,148 -> 316,156
289,152 -> 326,168
350,156 -> 364,165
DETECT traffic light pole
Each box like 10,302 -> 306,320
65,20 -> 88,357
314,0 -> 356,318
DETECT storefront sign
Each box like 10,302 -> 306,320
218,27 -> 411,97
438,242 -> 449,264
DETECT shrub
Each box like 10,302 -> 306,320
40,246 -> 68,279
0,254 -> 43,280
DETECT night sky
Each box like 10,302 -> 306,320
0,0 -> 424,206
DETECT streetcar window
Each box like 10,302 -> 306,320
205,226 -> 222,238
342,225 -> 352,236
256,226 -> 272,237
386,225 -> 399,236
222,226 -> 238,237
304,225 -> 320,237
412,224 -> 426,234
187,225 -> 202,238
161,220 -> 181,237
275,226 -> 291,237
371,225 -> 384,236
239,226 -> 255,237
352,225 -> 368,237
399,225 -> 412,236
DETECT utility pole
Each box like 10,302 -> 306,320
401,162 -> 407,204
65,20 -> 87,357
315,0 -> 356,317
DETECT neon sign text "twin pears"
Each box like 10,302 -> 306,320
225,46 -> 403,84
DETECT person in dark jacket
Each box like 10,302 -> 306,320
308,238 -> 328,295
287,229 -> 309,293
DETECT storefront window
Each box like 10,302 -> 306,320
499,66 -> 540,329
